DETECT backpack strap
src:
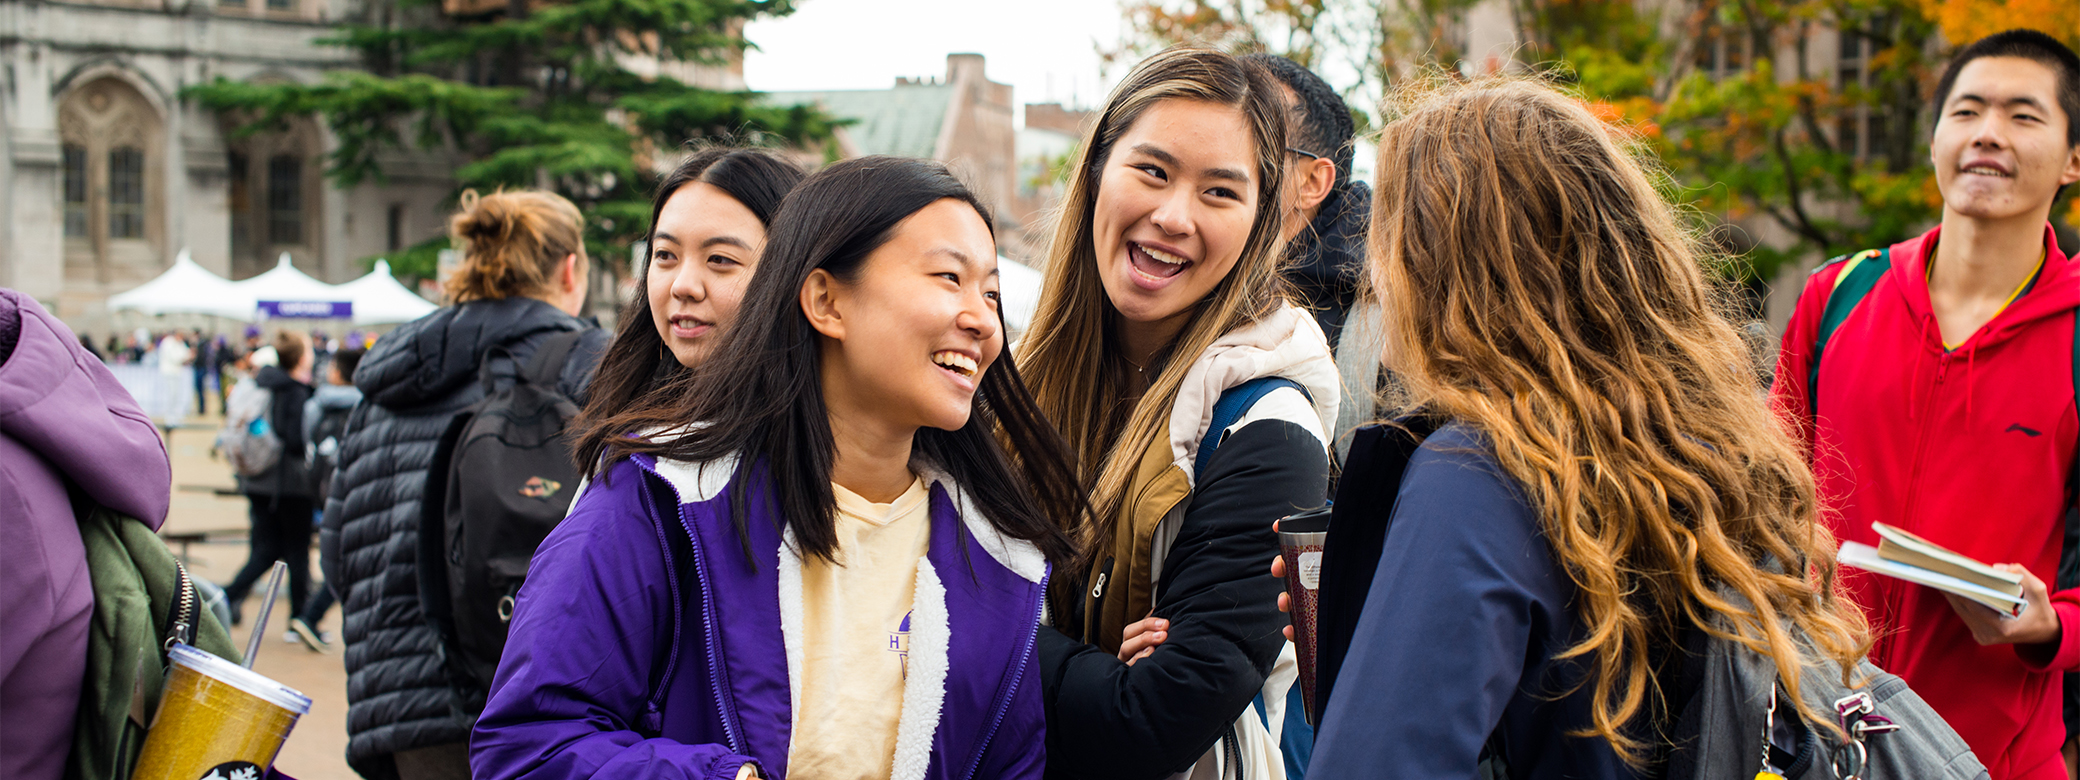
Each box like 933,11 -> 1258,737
1195,377 -> 1309,478
522,330 -> 587,388
2063,309 -> 2080,737
2058,309 -> 2080,594
1807,248 -> 1892,414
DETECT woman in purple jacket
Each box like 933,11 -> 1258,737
473,156 -> 1086,780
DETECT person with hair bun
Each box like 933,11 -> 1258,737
322,188 -> 610,780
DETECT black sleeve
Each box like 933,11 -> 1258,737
1040,418 -> 1330,780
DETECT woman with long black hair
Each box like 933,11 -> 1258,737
474,156 -> 1085,780
580,146 -> 803,417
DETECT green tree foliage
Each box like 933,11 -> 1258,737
186,0 -> 840,289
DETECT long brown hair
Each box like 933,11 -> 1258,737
1368,78 -> 1869,762
1019,47 -> 1291,576
443,189 -> 587,304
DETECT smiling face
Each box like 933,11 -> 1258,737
1932,56 -> 2080,223
1091,98 -> 1263,340
647,182 -> 768,368
811,198 -> 1003,436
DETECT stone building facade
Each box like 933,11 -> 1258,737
0,0 -> 462,332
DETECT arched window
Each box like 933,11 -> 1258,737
224,112 -> 320,279
57,77 -> 163,287
109,147 -> 146,239
267,154 -> 303,244
62,145 -> 88,238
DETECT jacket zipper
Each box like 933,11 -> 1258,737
683,509 -> 748,755
1085,557 -> 1114,644
639,463 -> 747,753
169,560 -> 198,650
1882,354 -> 1948,668
961,567 -> 1049,780
1898,357 -> 1948,528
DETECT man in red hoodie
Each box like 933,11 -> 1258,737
1773,29 -> 2080,779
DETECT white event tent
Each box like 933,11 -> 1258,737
239,253 -> 342,305
105,249 -> 254,319
334,259 -> 439,325
108,250 -> 438,325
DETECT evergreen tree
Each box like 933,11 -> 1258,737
186,0 -> 839,288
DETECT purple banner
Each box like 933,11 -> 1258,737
258,300 -> 353,319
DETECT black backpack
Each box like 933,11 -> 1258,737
419,331 -> 586,706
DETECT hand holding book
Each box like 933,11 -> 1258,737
1943,563 -> 2060,648
1837,523 -> 2061,647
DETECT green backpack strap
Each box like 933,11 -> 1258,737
68,505 -> 239,780
1806,248 -> 1892,415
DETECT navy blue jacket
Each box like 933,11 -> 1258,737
1309,422 -> 1641,779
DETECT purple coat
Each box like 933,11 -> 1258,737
0,290 -> 172,780
472,452 -> 1049,780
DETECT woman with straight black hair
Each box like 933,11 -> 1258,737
474,156 -> 1084,780
577,146 -> 803,457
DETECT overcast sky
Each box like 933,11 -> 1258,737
743,0 -> 1127,118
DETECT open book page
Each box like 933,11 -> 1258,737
1840,541 -> 2027,617
1873,523 -> 2024,596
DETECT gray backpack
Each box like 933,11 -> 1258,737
216,376 -> 281,478
1663,600 -> 1987,780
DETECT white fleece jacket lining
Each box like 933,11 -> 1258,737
891,561 -> 950,780
649,451 -> 740,504
1166,304 -> 1341,486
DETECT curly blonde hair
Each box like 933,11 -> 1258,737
1369,77 -> 1870,763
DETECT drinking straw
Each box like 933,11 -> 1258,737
243,561 -> 290,668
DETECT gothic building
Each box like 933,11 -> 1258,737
0,0 -> 458,331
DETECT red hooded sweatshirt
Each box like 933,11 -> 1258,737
1772,223 -> 2080,780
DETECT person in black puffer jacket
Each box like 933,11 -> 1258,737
320,189 -> 608,780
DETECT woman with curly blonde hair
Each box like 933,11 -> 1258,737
1305,78 -> 1870,777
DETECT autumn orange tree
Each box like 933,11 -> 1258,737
1109,0 -> 2078,283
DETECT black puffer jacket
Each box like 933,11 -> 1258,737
320,297 -> 607,780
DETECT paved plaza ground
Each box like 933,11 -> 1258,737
161,419 -> 355,780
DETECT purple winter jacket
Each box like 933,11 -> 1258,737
472,452 -> 1050,780
0,290 -> 173,780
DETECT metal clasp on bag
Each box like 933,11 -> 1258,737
1829,691 -> 1900,780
